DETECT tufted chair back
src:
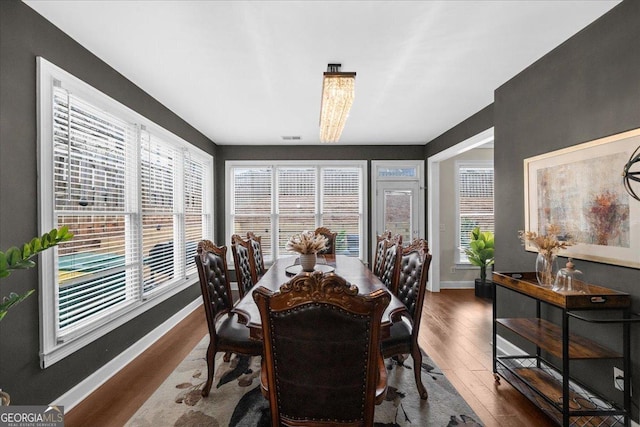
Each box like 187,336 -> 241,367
246,231 -> 265,279
314,226 -> 338,255
194,240 -> 263,397
231,234 -> 257,298
380,238 -> 432,400
373,231 -> 392,279
396,239 -> 432,324
195,240 -> 234,328
253,271 -> 390,426
379,234 -> 402,293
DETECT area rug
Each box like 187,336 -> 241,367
125,336 -> 483,426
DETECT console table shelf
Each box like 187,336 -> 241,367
497,318 -> 622,360
492,272 -> 631,427
496,357 -> 625,426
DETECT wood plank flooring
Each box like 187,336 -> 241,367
65,289 -> 555,426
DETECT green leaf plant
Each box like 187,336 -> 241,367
0,226 -> 73,321
463,226 -> 495,284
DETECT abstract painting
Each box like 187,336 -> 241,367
524,128 -> 640,268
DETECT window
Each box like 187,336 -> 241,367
456,161 -> 494,263
38,57 -> 213,367
227,161 -> 365,262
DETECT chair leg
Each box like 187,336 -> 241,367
223,351 -> 232,362
411,345 -> 428,400
202,340 -> 216,397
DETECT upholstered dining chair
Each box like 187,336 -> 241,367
381,238 -> 432,400
194,240 -> 263,397
246,231 -> 266,280
231,234 -> 258,299
372,230 -> 392,279
253,271 -> 390,427
379,234 -> 402,293
314,226 -> 338,255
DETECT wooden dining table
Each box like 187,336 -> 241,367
232,254 -> 408,340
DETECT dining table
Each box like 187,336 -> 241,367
232,254 -> 408,340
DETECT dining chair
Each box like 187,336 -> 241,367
314,226 -> 338,255
379,234 -> 402,293
194,240 -> 263,397
231,234 -> 258,299
381,238 -> 432,400
372,230 -> 392,279
253,271 -> 390,426
246,231 -> 266,279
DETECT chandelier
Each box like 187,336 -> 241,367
319,64 -> 356,143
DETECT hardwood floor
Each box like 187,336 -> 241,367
65,289 -> 555,426
420,290 -> 555,427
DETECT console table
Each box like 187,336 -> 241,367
492,271 -> 633,426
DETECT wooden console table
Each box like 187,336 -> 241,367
492,272 -> 633,427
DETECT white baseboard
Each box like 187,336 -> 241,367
52,298 -> 201,411
495,335 -> 528,356
439,280 -> 474,289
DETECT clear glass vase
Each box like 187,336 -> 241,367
535,252 -> 557,287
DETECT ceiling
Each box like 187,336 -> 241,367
24,1 -> 620,146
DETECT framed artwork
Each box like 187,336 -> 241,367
524,128 -> 640,269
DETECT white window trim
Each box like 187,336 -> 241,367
225,160 -> 367,265
454,159 -> 493,265
37,57 -> 214,368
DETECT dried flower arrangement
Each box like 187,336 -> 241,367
519,224 -> 573,286
286,231 -> 328,254
518,224 -> 572,256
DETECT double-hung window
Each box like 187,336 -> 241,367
38,58 -> 213,367
456,160 -> 494,263
227,161 -> 365,262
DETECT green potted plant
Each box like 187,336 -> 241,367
1,226 -> 73,405
1,226 -> 73,322
464,226 -> 495,299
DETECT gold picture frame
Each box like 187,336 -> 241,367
524,128 -> 640,269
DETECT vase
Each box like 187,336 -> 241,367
535,252 -> 557,287
0,389 -> 9,406
299,253 -> 317,272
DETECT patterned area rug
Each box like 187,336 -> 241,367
126,336 -> 483,426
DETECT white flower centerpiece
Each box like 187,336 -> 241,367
286,231 -> 328,272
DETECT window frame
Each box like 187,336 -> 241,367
455,159 -> 494,265
37,57 -> 214,368
225,160 -> 367,265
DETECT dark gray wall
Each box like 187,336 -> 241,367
0,1 -> 216,404
494,0 -> 639,416
426,0 -> 639,420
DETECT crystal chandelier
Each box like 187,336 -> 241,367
319,64 -> 356,143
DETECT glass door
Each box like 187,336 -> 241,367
376,181 -> 420,243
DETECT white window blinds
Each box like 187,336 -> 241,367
39,57 -> 213,366
321,168 -> 361,255
458,164 -> 494,259
231,168 -> 273,261
277,168 -> 316,251
53,85 -> 138,332
228,162 -> 365,261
